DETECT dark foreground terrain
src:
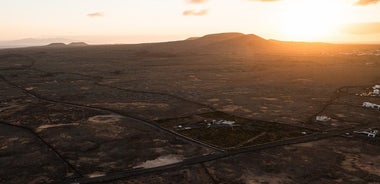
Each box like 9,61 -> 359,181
0,33 -> 380,183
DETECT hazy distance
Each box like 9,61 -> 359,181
1,0 -> 380,48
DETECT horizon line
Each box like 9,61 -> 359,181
1,32 -> 380,49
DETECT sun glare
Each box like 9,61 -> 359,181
280,0 -> 344,41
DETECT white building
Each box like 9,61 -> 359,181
374,89 -> 380,95
315,115 -> 331,122
212,120 -> 236,126
372,85 -> 380,95
216,120 -> 236,126
362,102 -> 380,110
354,130 -> 378,138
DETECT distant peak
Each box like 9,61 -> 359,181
196,32 -> 266,43
46,43 -> 66,47
246,34 -> 265,39
68,42 -> 88,46
186,32 -> 246,44
185,37 -> 201,41
201,32 -> 245,39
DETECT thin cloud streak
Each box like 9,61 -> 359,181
182,9 -> 208,16
87,12 -> 104,17
355,0 -> 380,5
186,0 -> 207,4
247,0 -> 281,2
256,0 -> 281,2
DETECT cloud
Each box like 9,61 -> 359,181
342,22 -> 380,34
257,0 -> 281,1
186,0 -> 207,4
183,9 -> 208,16
355,0 -> 380,5
248,0 -> 281,2
87,12 -> 104,17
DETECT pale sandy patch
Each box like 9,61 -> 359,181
87,172 -> 106,178
36,123 -> 79,132
335,113 -> 346,118
188,75 -> 202,82
207,98 -> 220,102
134,155 -> 183,169
292,78 -> 313,83
92,102 -> 169,109
260,97 -> 279,101
88,114 -> 123,124
242,172 -> 291,184
221,105 -> 240,112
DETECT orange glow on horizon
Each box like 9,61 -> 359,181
0,0 -> 380,44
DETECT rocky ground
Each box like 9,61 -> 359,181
0,41 -> 379,183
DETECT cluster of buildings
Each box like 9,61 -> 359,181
357,85 -> 380,96
373,85 -> 380,95
360,85 -> 380,110
338,49 -> 380,56
361,85 -> 380,111
175,119 -> 238,131
357,85 -> 379,138
316,84 -> 379,126
313,84 -> 379,139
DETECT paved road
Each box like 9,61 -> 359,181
71,127 -> 362,184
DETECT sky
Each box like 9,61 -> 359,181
1,0 -> 380,44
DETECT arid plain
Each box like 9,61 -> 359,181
1,33 -> 380,183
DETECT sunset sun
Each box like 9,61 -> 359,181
280,0 -> 344,41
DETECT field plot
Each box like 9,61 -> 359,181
157,111 -> 312,148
